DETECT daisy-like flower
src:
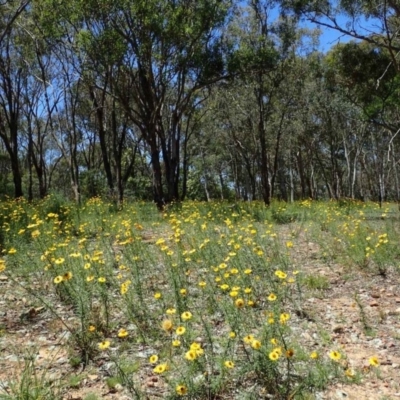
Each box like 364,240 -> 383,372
310,351 -> 319,359
243,334 -> 254,344
251,339 -> 261,350
329,350 -> 341,361
244,268 -> 252,274
224,360 -> 235,368
275,270 -> 287,279
54,257 -> 64,264
154,292 -> 162,299
286,348 -> 294,358
166,308 -> 176,315
176,326 -> 186,335
190,342 -> 204,356
153,363 -> 168,374
63,271 -> 73,280
53,275 -> 63,284
149,355 -> 158,364
98,340 -> 110,350
235,298 -> 245,308
172,340 -> 181,347
268,293 -> 277,301
229,331 -> 236,339
162,319 -> 173,332
269,351 -> 280,361
369,355 -> 380,367
118,328 -> 128,338
345,368 -> 355,378
98,277 -> 106,283
279,313 -> 290,324
185,350 -> 197,361
176,385 -> 187,396
88,325 -> 96,332
181,311 -> 192,321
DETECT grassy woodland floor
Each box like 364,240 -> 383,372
0,197 -> 400,400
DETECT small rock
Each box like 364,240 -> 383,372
114,383 -> 124,392
5,355 -> 19,362
370,301 -> 379,307
136,349 -> 154,358
395,298 -> 400,303
350,334 -> 359,343
335,390 -> 348,398
307,298 -> 315,303
47,373 -> 60,383
301,332 -> 313,341
371,338 -> 383,347
371,293 -> 381,299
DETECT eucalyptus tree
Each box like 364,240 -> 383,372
34,0 -> 234,208
280,0 -> 400,69
324,40 -> 400,205
111,0 -> 233,208
18,17 -> 65,200
0,2 -> 31,198
0,0 -> 30,46
225,0 -> 303,204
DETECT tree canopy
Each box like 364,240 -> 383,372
1,0 -> 400,207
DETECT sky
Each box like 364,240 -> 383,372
308,14 -> 382,53
318,25 -> 353,52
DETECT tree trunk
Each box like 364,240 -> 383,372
255,80 -> 271,206
149,134 -> 164,209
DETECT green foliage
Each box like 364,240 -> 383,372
83,395 -> 100,400
301,274 -> 330,291
325,41 -> 400,119
270,204 -> 301,224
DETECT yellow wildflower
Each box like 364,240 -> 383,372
98,340 -> 110,350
